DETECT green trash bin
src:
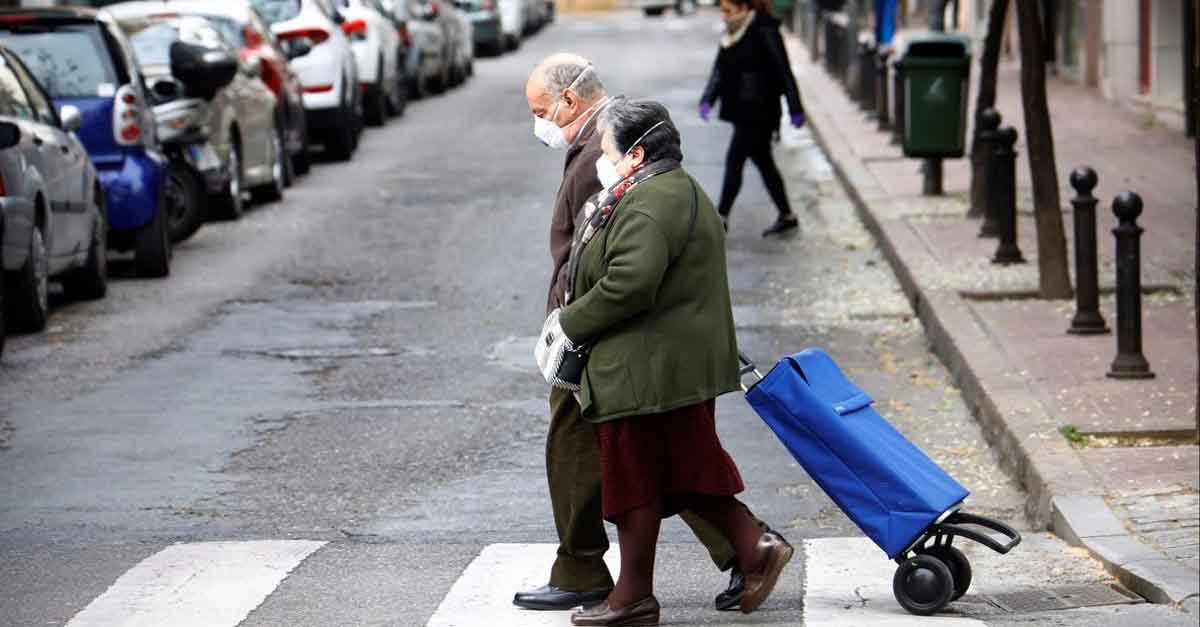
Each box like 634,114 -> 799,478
900,33 -> 972,159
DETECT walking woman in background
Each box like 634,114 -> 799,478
700,0 -> 806,237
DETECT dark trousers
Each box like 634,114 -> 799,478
717,124 -> 793,218
546,387 -> 741,591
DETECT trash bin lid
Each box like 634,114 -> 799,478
901,32 -> 971,58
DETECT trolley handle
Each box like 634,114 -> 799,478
940,512 -> 1022,555
738,352 -> 764,392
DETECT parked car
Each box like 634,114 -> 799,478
455,0 -> 501,57
495,0 -> 524,51
149,0 -> 311,186
445,0 -> 474,85
108,5 -> 285,229
338,0 -> 406,126
380,0 -> 445,99
250,0 -> 362,161
0,47 -> 107,336
0,6 -> 171,278
634,0 -> 697,16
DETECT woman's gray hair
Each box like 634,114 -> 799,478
598,99 -> 683,163
544,61 -> 605,100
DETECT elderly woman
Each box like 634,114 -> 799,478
556,99 -> 791,626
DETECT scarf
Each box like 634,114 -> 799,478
721,10 -> 755,49
563,159 -> 682,304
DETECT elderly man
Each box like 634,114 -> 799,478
517,53 -> 769,613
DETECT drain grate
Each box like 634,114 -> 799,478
984,584 -> 1140,613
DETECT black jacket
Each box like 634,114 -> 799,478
701,12 -> 804,130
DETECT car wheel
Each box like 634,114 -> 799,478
212,142 -> 245,220
281,117 -> 296,188
62,202 -> 108,301
409,54 -> 429,100
324,95 -> 358,162
6,222 -> 49,333
164,162 -> 204,243
293,124 -> 312,176
505,33 -> 520,51
644,7 -> 666,16
364,74 -> 387,127
388,59 -> 408,117
252,124 -> 286,203
134,204 -> 171,279
0,260 -> 6,358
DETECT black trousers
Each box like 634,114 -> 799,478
717,124 -> 793,218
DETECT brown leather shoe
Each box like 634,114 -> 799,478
570,595 -> 660,626
740,533 -> 795,614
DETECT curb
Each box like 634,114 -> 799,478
788,41 -> 1199,610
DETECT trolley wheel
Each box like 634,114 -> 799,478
893,554 -> 955,616
921,545 -> 972,600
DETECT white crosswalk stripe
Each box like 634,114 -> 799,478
804,538 -> 984,627
64,540 -> 326,627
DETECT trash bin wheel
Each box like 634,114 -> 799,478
920,545 -> 972,600
893,554 -> 955,616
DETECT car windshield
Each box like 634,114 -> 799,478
0,24 -> 118,99
124,17 -> 227,67
250,0 -> 302,24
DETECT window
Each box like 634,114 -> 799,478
251,0 -> 303,24
7,54 -> 56,125
0,24 -> 119,99
0,55 -> 34,120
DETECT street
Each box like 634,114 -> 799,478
0,9 -> 1194,627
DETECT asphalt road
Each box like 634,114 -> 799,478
0,9 -> 1194,627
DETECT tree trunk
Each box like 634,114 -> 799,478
969,0 -> 1012,218
1016,0 -> 1072,299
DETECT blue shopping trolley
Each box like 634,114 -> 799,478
739,348 -> 1021,616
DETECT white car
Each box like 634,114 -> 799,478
495,0 -> 524,51
338,0 -> 405,126
251,0 -> 362,161
380,0 -> 446,98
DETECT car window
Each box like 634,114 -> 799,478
0,54 -> 34,120
125,18 -> 230,67
0,24 -> 120,99
251,0 -> 303,24
6,54 -> 56,125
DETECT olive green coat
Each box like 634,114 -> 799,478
559,168 -> 741,423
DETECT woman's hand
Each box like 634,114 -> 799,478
699,102 -> 712,122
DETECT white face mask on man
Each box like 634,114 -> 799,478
533,66 -> 593,149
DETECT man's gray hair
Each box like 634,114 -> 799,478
598,98 -> 683,163
543,61 -> 605,100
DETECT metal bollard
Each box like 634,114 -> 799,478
1107,192 -> 1156,379
824,18 -> 836,73
1067,167 -> 1110,335
876,51 -> 891,131
990,127 -> 1025,265
891,59 -> 904,146
858,41 -> 876,112
977,109 -> 1003,237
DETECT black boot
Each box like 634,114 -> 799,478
761,214 -> 799,238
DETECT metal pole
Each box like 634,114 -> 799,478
977,108 -> 1003,237
991,126 -> 1025,264
1067,166 -> 1109,334
891,58 -> 904,145
1107,191 -> 1155,379
860,41 -> 877,112
877,50 -> 891,130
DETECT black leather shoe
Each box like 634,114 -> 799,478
514,584 -> 613,611
714,564 -> 745,611
761,215 -> 799,238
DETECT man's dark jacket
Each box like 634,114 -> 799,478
547,115 -> 605,314
701,11 -> 804,131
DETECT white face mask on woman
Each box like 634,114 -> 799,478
533,66 -> 593,149
594,121 -> 667,190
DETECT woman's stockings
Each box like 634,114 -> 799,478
609,503 -> 662,609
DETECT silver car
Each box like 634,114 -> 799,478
0,46 -> 107,348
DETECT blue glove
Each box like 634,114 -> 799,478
790,113 -> 806,128
699,102 -> 712,122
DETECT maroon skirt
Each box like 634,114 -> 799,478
594,400 -> 745,521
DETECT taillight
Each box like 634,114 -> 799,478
481,0 -> 495,10
244,25 -> 264,48
0,171 -> 7,197
341,18 -> 367,40
397,22 -> 411,48
113,85 -> 144,146
277,27 -> 330,45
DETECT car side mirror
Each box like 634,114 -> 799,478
283,37 -> 313,60
59,105 -> 82,133
0,121 -> 19,149
169,40 -> 238,100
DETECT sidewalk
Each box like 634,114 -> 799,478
786,36 -> 1199,611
